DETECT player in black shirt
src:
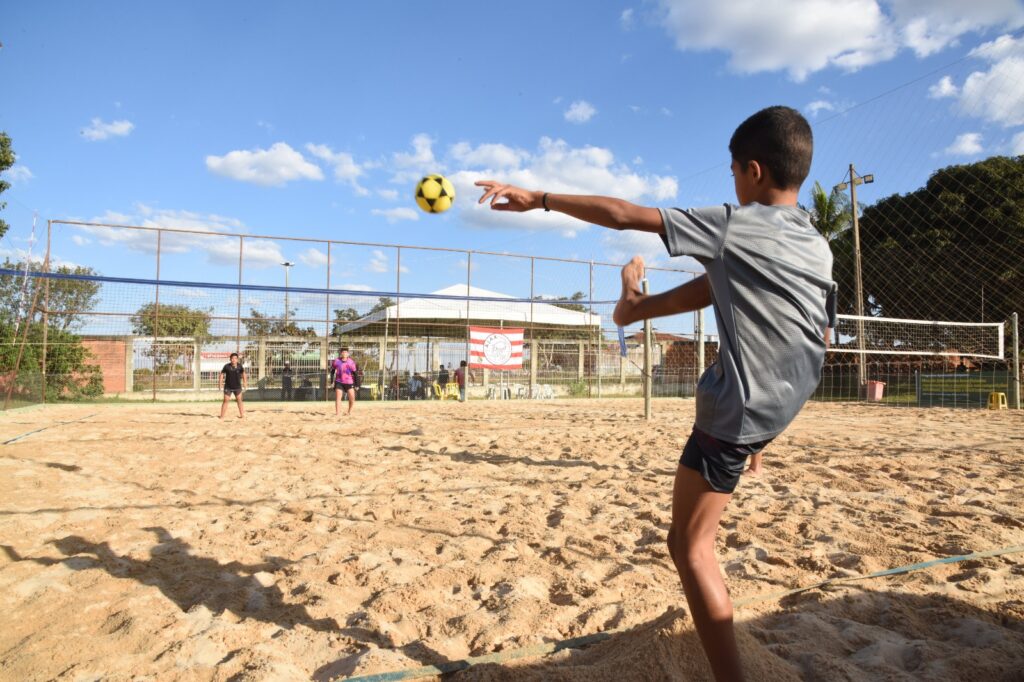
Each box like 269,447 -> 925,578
219,353 -> 247,419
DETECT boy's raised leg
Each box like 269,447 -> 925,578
668,465 -> 745,682
236,393 -> 245,419
744,452 -> 763,477
613,256 -> 645,327
219,394 -> 229,419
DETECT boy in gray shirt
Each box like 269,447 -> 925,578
476,106 -> 835,681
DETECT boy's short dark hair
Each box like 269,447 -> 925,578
340,347 -> 349,354
460,360 -> 467,367
229,352 -> 239,359
729,106 -> 813,190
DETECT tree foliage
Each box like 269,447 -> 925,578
807,181 -> 852,241
0,259 -> 101,331
0,320 -> 104,401
831,156 -> 1023,323
0,132 -> 14,241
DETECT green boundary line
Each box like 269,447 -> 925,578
342,544 -> 1024,681
1,413 -> 98,445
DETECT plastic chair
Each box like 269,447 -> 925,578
988,392 -> 1008,410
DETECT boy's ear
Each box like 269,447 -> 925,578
748,159 -> 765,184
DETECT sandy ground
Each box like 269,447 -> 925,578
0,399 -> 1022,682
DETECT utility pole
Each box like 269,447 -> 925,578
835,165 -> 874,394
282,261 -> 295,327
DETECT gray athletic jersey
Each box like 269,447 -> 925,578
660,203 -> 838,444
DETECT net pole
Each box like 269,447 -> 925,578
848,164 -> 868,394
396,246 -> 403,400
325,241 -> 332,342
643,278 -> 652,420
40,221 -> 51,404
1012,312 -> 1021,410
529,257 -> 535,397
590,261 -> 598,399
463,252 -> 471,402
236,236 -> 243,351
152,230 -> 162,402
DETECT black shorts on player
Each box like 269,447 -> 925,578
680,428 -> 773,494
335,382 -> 354,392
224,389 -> 242,397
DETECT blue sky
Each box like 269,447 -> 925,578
2,1 -> 1023,333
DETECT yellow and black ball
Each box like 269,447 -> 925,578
415,174 -> 455,214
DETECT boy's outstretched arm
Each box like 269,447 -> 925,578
475,181 -> 664,233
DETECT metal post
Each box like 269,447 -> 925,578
283,261 -> 293,327
325,242 -> 332,341
590,261 -> 600,398
848,163 -> 868,393
236,237 -> 244,351
463,251 -> 472,402
643,278 -> 652,420
529,257 -> 536,395
1012,312 -> 1021,410
152,230 -> 161,401
396,247 -> 402,399
40,221 -> 52,404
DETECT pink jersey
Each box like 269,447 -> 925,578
332,357 -> 357,384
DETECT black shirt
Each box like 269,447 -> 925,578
221,363 -> 245,390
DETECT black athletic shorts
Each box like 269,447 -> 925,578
335,382 -> 354,392
224,388 -> 243,397
680,428 -> 773,494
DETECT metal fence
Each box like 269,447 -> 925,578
1,220 -> 1019,410
0,220 -> 718,408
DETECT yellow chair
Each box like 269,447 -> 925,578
987,392 -> 1008,410
432,382 -> 444,400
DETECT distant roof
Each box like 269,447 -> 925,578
336,284 -> 601,337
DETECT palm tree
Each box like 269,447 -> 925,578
808,181 -> 852,241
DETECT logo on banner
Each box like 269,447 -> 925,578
469,327 -> 524,370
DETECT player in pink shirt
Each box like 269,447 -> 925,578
330,348 -> 358,416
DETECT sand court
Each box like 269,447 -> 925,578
0,400 -> 1021,680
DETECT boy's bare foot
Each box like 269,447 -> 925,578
742,465 -> 762,477
613,255 -> 646,327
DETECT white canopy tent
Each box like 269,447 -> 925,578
335,284 -> 602,337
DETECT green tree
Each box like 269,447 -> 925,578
807,181 -> 852,241
0,259 -> 101,331
547,291 -> 588,313
369,297 -> 394,314
131,303 -> 212,372
0,320 -> 104,402
331,307 -> 360,336
242,308 -> 315,338
132,303 -> 212,338
832,155 -> 1023,324
0,132 -> 14,241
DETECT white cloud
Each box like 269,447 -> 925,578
371,207 -> 420,223
3,165 -> 33,183
367,249 -> 391,272
601,230 -> 703,271
339,283 -> 373,291
391,134 -> 438,183
1011,130 -> 1024,155
299,247 -> 329,268
306,143 -> 369,195
660,107 -> 672,117
620,8 -> 636,30
84,204 -> 285,268
957,35 -> 1024,127
377,188 -> 399,200
71,234 -> 90,246
81,118 -> 134,141
205,142 -> 323,186
944,132 -> 984,156
448,136 -> 678,233
890,0 -> 1024,57
928,75 -> 959,98
256,120 -> 274,132
806,100 -> 835,117
564,100 -> 597,123
451,142 -> 527,169
655,0 -> 1024,81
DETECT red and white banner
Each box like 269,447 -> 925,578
469,327 -> 524,370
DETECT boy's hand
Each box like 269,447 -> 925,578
476,181 -> 542,212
